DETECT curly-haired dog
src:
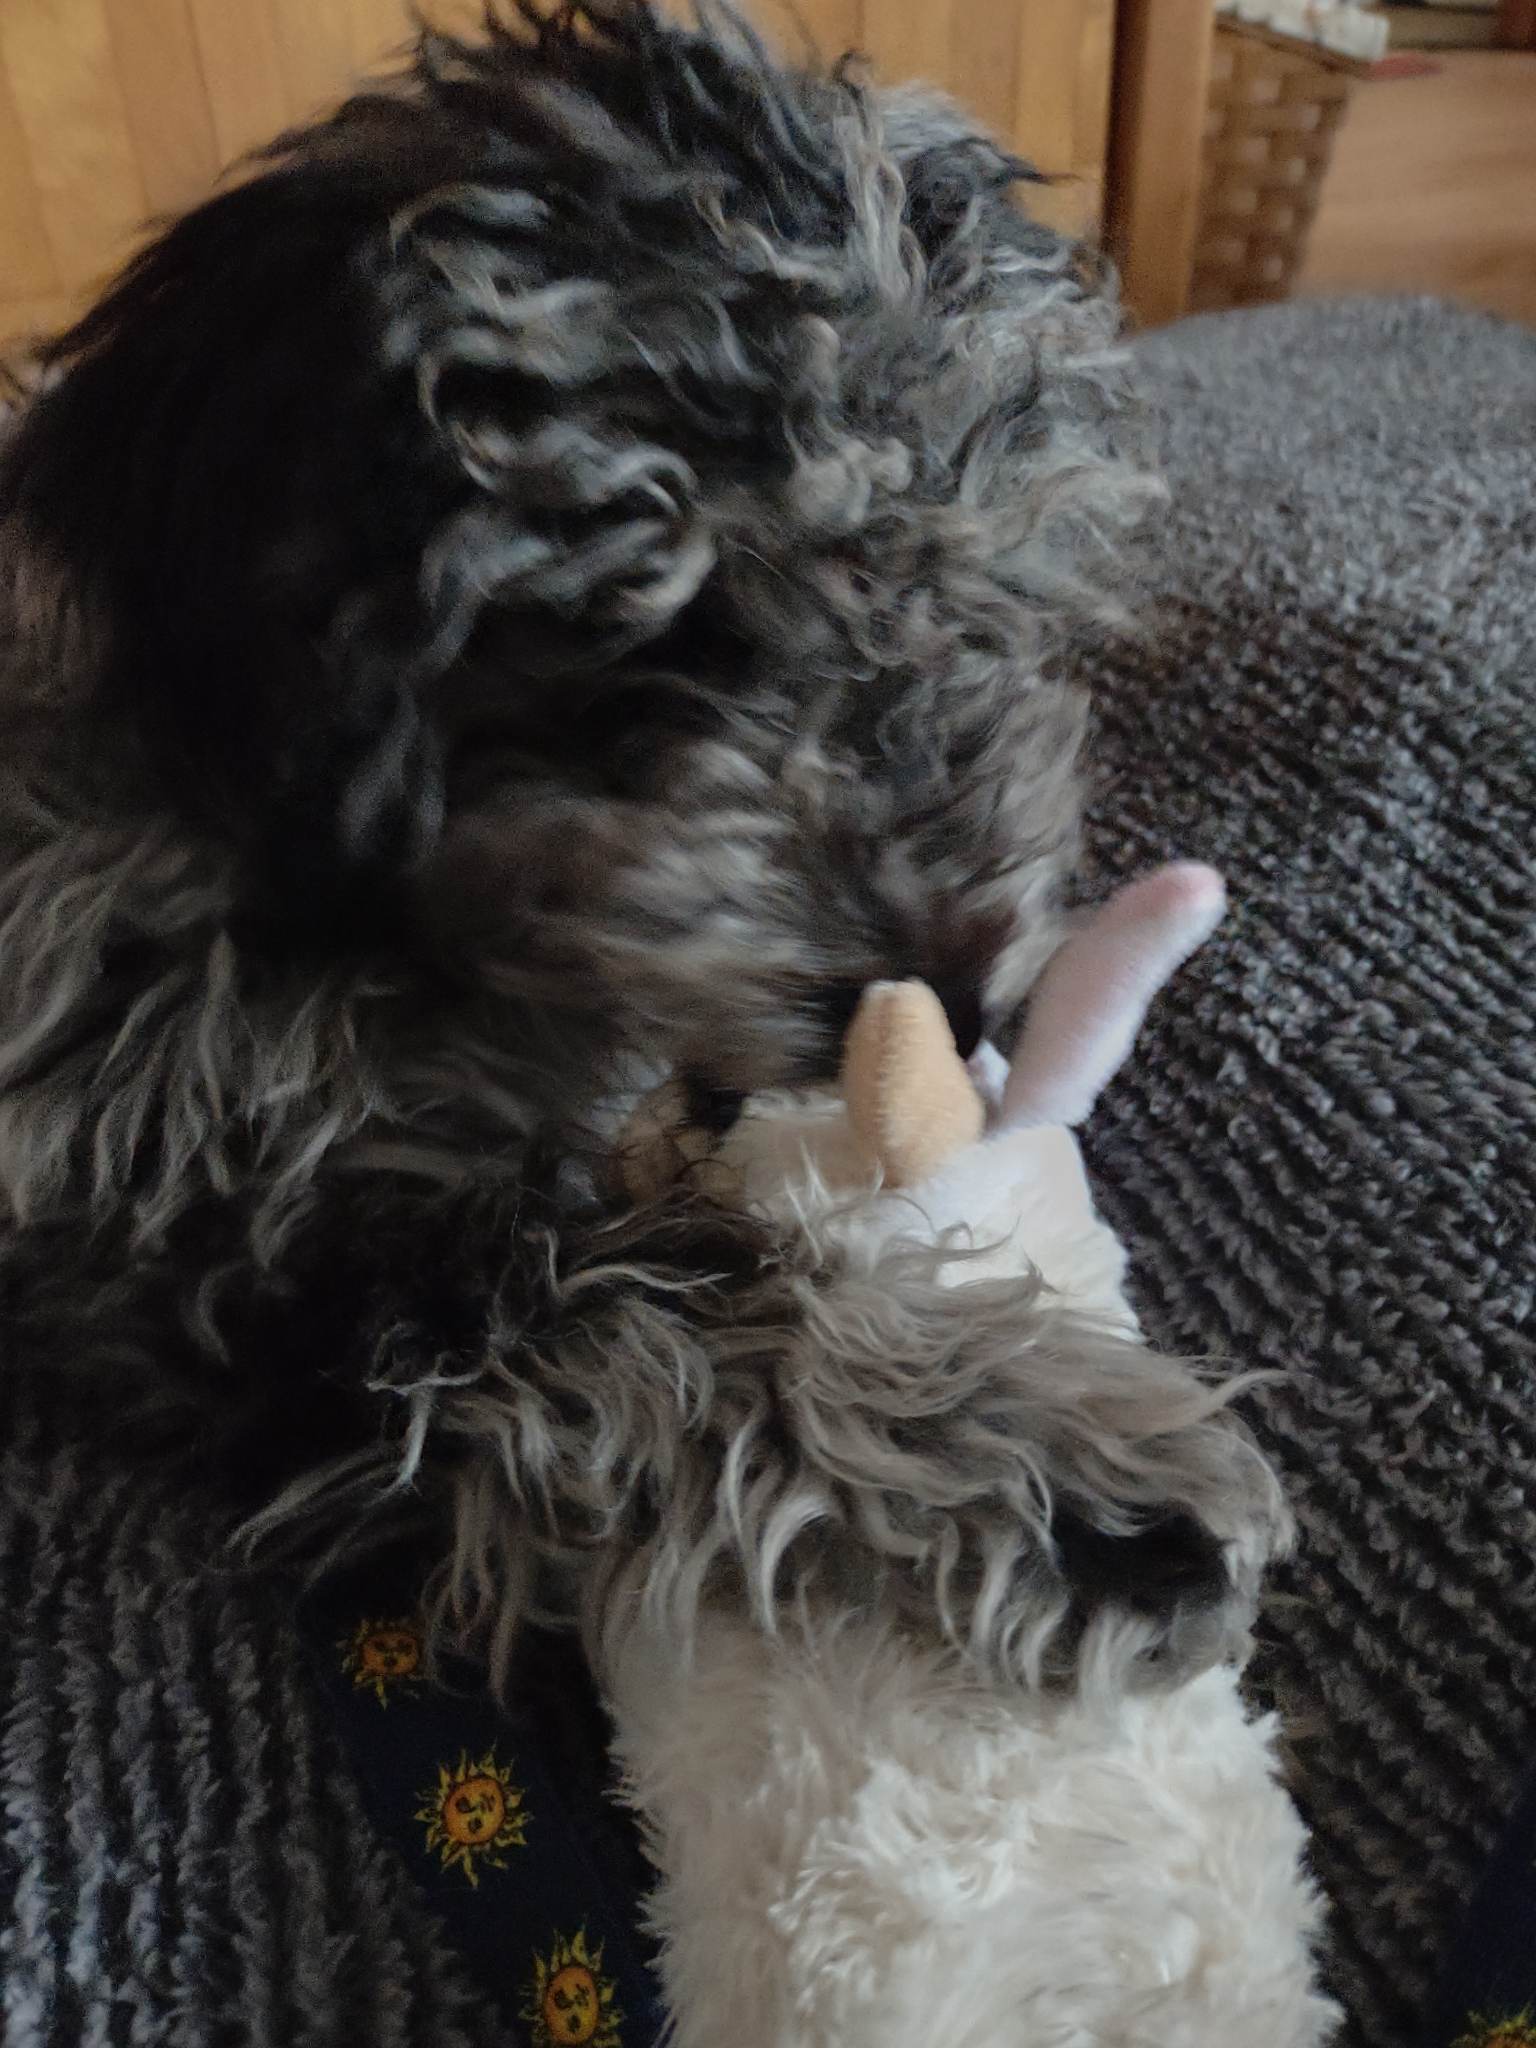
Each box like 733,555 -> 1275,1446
0,3 -> 1283,1728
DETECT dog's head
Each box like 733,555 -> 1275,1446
0,2 -> 1147,1239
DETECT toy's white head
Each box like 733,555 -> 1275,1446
625,862 -> 1226,1326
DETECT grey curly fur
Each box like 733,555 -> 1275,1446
0,1 -> 1281,1693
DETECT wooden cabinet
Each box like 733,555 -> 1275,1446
0,0 -> 1115,349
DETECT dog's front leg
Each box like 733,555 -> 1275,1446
582,1208 -> 1288,1691
245,1175 -> 1282,1692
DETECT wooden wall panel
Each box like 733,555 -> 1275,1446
347,0 -> 429,67
0,0 -> 145,292
1,0 -> 1117,349
103,0 -> 220,215
189,0 -> 291,166
1016,0 -> 1113,231
0,59 -> 59,301
271,0 -> 358,125
861,0 -> 955,86
747,0 -> 861,61
945,0 -> 1022,156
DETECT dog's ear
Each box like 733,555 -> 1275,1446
0,26 -> 744,944
0,145 -> 465,939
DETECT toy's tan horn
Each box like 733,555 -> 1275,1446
841,981 -> 985,1189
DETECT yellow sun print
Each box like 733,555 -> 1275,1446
416,1749 -> 528,1884
1453,2017 -> 1536,2048
524,1928 -> 622,2047
339,1617 -> 425,1705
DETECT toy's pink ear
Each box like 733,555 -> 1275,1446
1002,863 -> 1226,1130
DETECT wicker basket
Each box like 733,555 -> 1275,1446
1190,17 -> 1370,313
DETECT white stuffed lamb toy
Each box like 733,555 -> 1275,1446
606,863 -> 1337,2048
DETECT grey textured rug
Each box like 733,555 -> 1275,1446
0,1391 -> 508,2047
1,294 -> 1533,2045
1083,296 -> 1536,2046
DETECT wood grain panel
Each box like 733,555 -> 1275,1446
1018,0 -> 1113,234
190,0 -> 291,165
1015,0 -> 1078,167
0,0 -> 146,293
422,0 -> 508,33
652,0 -> 862,59
1072,0 -> 1115,170
0,58 -> 58,301
941,0 -> 1018,146
860,0 -> 953,84
104,0 -> 221,216
273,0 -> 358,124
745,0 -> 862,63
348,0 -> 419,70
0,293 -> 74,348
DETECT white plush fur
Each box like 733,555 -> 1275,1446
600,991 -> 1336,2045
609,1628 -> 1332,2048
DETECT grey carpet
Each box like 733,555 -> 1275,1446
1,294 -> 1533,2044
1082,295 -> 1536,2046
0,1382 -> 508,2048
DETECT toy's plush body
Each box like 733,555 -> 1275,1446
606,866 -> 1336,2047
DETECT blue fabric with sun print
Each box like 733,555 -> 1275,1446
304,1564 -> 665,2048
1428,1771 -> 1536,2048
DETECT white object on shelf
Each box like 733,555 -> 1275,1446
1217,0 -> 1390,60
